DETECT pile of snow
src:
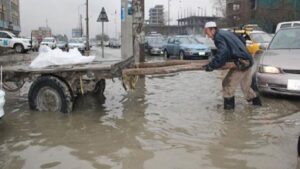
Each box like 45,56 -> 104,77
30,46 -> 96,68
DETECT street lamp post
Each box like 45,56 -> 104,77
168,0 -> 171,26
78,4 -> 85,37
86,0 -> 90,51
197,7 -> 203,16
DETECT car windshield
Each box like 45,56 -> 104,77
147,37 -> 164,44
269,28 -> 300,49
58,41 -> 66,44
7,32 -> 16,38
43,39 -> 54,42
69,39 -> 82,43
250,33 -> 272,43
177,37 -> 197,44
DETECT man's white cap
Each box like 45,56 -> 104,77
204,21 -> 217,28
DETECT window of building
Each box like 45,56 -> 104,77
233,4 -> 240,11
233,15 -> 240,21
250,0 -> 257,10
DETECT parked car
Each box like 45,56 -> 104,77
96,40 -> 109,47
276,21 -> 300,32
109,38 -> 121,48
41,37 -> 57,49
255,27 -> 300,96
68,38 -> 85,52
57,40 -> 68,51
0,30 -> 32,53
194,35 -> 217,56
163,36 -> 211,60
145,36 -> 165,55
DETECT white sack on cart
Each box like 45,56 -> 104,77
30,46 -> 95,68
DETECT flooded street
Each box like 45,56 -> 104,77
1,49 -> 300,169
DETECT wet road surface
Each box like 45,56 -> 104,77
1,51 -> 300,169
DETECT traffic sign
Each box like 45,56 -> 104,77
97,7 -> 109,22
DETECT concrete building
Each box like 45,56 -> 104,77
0,0 -> 21,35
149,5 -> 165,25
31,27 -> 52,43
72,28 -> 83,38
226,0 -> 300,32
177,16 -> 221,35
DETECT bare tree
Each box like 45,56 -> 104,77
213,0 -> 226,17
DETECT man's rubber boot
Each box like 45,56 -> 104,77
252,96 -> 262,106
224,97 -> 235,110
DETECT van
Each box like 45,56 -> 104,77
275,21 -> 300,32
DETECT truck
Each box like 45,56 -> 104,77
0,31 -> 32,53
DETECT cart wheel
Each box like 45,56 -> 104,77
28,76 -> 73,113
93,79 -> 106,96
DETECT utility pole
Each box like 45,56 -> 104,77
132,0 -> 145,63
86,0 -> 90,51
168,0 -> 171,26
79,14 -> 83,37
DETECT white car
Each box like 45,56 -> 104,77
276,21 -> 300,32
68,38 -> 85,52
0,31 -> 32,53
41,37 -> 57,49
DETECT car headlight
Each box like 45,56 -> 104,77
259,65 -> 281,74
259,43 -> 268,50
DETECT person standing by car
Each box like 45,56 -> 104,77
203,22 -> 262,110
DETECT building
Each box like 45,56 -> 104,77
145,25 -> 179,35
177,16 -> 221,35
0,0 -> 21,35
149,5 -> 165,25
31,27 -> 52,43
72,28 -> 83,38
226,0 -> 300,32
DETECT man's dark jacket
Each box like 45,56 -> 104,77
208,30 -> 253,69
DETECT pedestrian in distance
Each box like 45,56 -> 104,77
203,21 -> 262,110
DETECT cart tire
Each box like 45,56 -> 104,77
93,79 -> 106,96
28,76 -> 73,113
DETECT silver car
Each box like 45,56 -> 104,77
256,27 -> 300,96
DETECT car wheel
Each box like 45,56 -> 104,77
179,51 -> 185,60
251,73 -> 258,92
148,49 -> 152,55
164,50 -> 169,59
14,44 -> 24,53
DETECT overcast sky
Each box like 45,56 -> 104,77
20,0 -> 213,38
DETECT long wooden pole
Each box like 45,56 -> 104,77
123,60 -> 236,76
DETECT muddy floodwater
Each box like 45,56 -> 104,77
1,63 -> 300,168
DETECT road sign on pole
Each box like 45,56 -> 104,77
97,7 -> 109,22
97,7 -> 109,58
